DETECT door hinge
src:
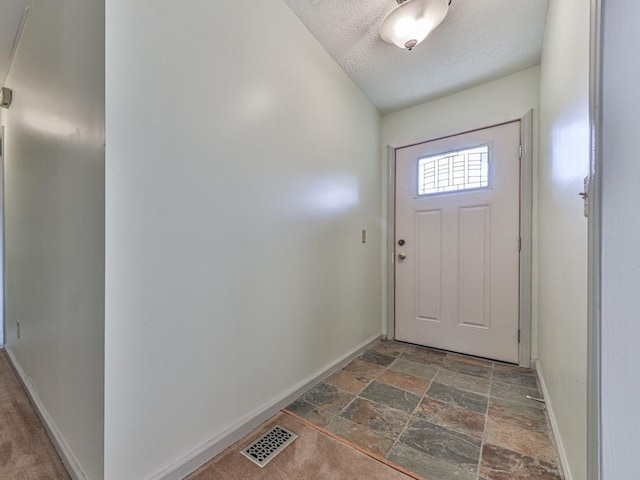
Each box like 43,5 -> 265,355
518,329 -> 521,343
518,144 -> 523,160
518,237 -> 522,252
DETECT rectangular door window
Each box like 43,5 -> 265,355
417,145 -> 490,196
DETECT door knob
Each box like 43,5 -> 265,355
398,253 -> 407,261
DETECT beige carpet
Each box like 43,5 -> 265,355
187,411 -> 421,480
0,351 -> 69,480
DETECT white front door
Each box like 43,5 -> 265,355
395,122 -> 521,363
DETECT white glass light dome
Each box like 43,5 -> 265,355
380,0 -> 450,50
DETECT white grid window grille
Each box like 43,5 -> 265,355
418,145 -> 490,196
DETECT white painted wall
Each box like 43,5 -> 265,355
537,0 -> 590,478
104,1 -> 381,478
381,66 -> 540,356
600,0 -> 640,478
1,1 -> 105,479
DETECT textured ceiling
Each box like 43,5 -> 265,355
0,1 -> 548,112
0,0 -> 30,86
283,0 -> 549,113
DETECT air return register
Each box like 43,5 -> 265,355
240,425 -> 298,468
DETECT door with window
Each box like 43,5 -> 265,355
395,122 -> 521,363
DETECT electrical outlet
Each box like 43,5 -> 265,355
16,321 -> 20,339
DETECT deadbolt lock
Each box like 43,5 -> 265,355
398,239 -> 406,246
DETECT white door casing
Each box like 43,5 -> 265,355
0,127 -> 4,348
394,122 -> 521,363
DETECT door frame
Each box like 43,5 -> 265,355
386,112 -> 534,367
587,0 -> 602,478
0,125 -> 4,349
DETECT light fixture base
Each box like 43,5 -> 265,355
380,0 -> 450,50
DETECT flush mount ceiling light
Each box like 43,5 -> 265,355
380,0 -> 451,51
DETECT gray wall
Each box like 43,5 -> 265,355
2,1 -> 105,479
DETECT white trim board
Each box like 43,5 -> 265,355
587,1 -> 602,479
536,360 -> 573,480
385,145 -> 396,340
518,111 -> 534,368
4,348 -> 87,480
148,333 -> 382,480
0,126 -> 4,349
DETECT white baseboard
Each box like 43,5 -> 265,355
535,359 -> 573,480
4,348 -> 87,480
148,334 -> 383,480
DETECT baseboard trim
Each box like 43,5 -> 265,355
535,359 -> 573,480
4,347 -> 87,480
148,333 -> 383,480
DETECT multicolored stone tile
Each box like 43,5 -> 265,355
480,443 -> 562,480
414,397 -> 486,440
327,416 -> 395,457
370,341 -> 407,357
342,359 -> 385,379
442,357 -> 493,379
493,363 -> 536,377
399,417 -> 482,473
427,382 -> 489,414
401,346 -> 447,365
325,370 -> 371,395
359,350 -> 396,367
285,399 -> 335,428
492,365 -> 539,389
435,367 -> 491,395
300,383 -> 355,413
286,339 -> 561,480
377,369 -> 431,395
490,380 -> 543,408
485,418 -> 557,463
389,442 -> 478,480
359,381 -> 421,414
340,397 -> 410,439
446,353 -> 494,368
389,358 -> 440,379
488,397 -> 549,433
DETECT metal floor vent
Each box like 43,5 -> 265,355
240,425 -> 298,468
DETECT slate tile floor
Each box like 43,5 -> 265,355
286,340 -> 562,480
